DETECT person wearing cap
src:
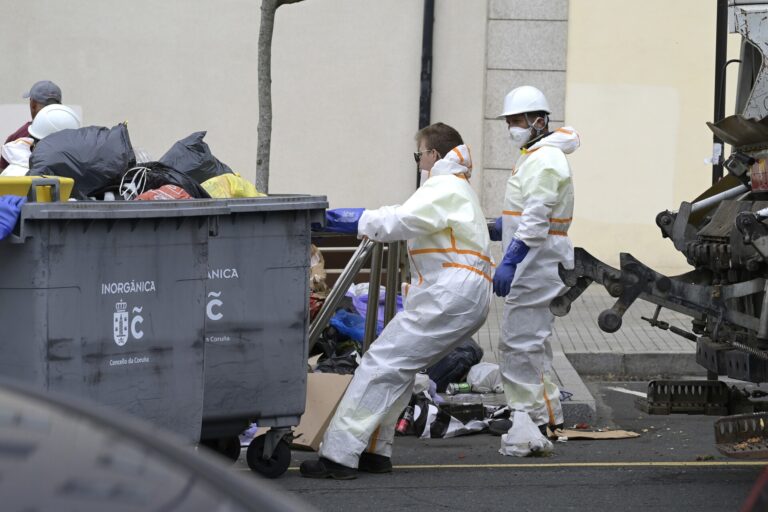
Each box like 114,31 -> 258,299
492,85 -> 581,456
0,81 -> 62,170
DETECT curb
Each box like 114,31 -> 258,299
553,351 -> 596,425
565,351 -> 704,379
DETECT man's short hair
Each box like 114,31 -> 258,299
415,122 -> 463,158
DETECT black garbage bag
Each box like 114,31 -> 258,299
314,348 -> 359,375
88,161 -> 211,200
426,338 -> 484,392
310,325 -> 349,358
29,124 -> 135,199
133,162 -> 210,199
159,131 -> 233,184
312,324 -> 359,375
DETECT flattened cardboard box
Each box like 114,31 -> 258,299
292,372 -> 353,451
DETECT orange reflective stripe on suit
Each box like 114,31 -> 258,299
502,210 -> 571,236
408,227 -> 493,283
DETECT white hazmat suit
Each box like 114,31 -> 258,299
0,137 -> 33,177
499,128 -> 579,440
319,145 -> 492,468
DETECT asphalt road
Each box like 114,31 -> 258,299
236,381 -> 766,511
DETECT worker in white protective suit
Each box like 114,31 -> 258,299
493,85 -> 580,456
301,123 -> 492,479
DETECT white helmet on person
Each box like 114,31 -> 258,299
498,86 -> 551,118
28,104 -> 81,140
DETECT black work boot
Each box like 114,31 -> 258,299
299,457 -> 357,480
539,423 -> 566,438
358,452 -> 393,474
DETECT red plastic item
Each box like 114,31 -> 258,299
135,185 -> 193,201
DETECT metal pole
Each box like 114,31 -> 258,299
363,242 -> 384,353
417,0 -> 435,189
758,282 -> 768,342
383,242 -> 400,325
399,241 -> 410,284
418,0 -> 434,131
690,184 -> 749,213
308,238 -> 375,353
712,0 -> 728,184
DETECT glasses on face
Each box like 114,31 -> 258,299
413,149 -> 433,163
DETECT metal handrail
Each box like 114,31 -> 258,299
308,238 -> 404,354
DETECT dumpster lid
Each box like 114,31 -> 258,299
18,194 -> 328,220
20,199 -> 232,220
223,195 -> 328,213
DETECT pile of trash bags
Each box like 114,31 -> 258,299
28,126 -> 264,200
312,281 -> 484,382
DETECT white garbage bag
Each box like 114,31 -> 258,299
466,362 -> 503,393
499,410 -> 554,457
414,372 -> 431,395
0,137 -> 32,177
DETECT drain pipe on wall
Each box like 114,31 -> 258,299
711,0 -> 728,184
417,0 -> 435,187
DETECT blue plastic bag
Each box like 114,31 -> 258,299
329,309 -> 374,342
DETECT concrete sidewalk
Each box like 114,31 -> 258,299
476,288 -> 701,376
471,286 -> 701,425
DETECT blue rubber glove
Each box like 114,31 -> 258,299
0,195 -> 26,240
493,238 -> 529,297
324,208 -> 366,234
489,216 -> 503,241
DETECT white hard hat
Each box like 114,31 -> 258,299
498,86 -> 551,118
28,104 -> 81,139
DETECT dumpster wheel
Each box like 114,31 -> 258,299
200,436 -> 241,463
246,435 -> 291,478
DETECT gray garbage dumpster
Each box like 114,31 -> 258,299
0,199 -> 230,444
200,195 -> 327,477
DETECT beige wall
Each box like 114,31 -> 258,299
430,1 -> 488,199
271,0 -> 487,207
565,0 -> 729,274
0,0 -> 487,209
481,0 -> 569,218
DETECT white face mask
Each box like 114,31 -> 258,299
508,126 -> 531,149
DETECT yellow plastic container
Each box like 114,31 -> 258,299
0,176 -> 74,202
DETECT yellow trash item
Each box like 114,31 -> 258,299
201,173 -> 265,199
0,176 -> 74,202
